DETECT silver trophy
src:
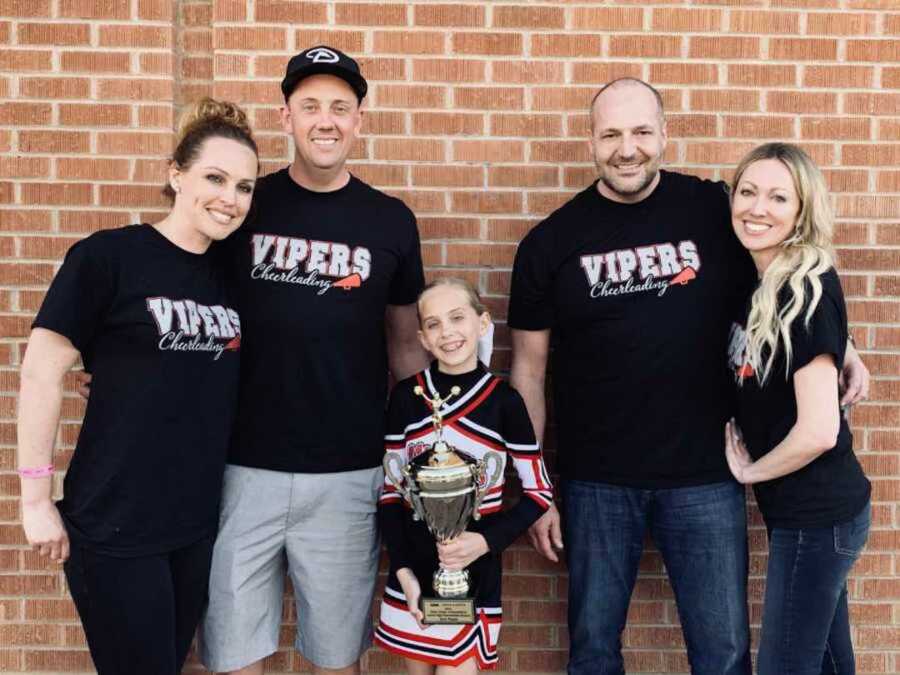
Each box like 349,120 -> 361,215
384,384 -> 503,624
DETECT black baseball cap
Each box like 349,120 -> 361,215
281,45 -> 368,102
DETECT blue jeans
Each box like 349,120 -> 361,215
563,479 -> 751,675
758,503 -> 870,675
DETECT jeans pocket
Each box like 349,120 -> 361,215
833,504 -> 870,558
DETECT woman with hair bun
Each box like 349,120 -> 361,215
16,98 -> 258,674
725,143 -> 870,674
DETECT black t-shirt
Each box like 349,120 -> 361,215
226,169 -> 424,473
33,225 -> 241,555
508,170 -> 756,487
730,269 -> 870,528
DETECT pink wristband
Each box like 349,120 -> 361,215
18,464 -> 53,479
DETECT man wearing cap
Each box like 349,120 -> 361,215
200,46 -> 428,675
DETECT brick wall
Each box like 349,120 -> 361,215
1,0 -> 898,672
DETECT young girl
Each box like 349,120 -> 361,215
725,143 -> 870,674
375,278 -> 553,673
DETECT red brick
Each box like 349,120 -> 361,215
59,210 -> 128,233
216,27 -> 286,51
491,113 -> 562,138
801,117 -> 871,140
531,140 -> 591,164
58,158 -> 130,181
18,22 -> 89,45
0,209 -> 52,231
411,166 -> 482,188
0,102 -> 51,125
342,163 -> 404,188
533,87 -> 594,112
0,49 -> 52,71
728,64 -> 796,87
0,0 -> 51,15
141,53 -> 173,76
725,115 -> 795,139
532,34 -> 602,58
686,141 -> 756,164
667,114 -> 717,138
137,106 -> 172,129
417,217 -> 479,240
60,0 -> 130,18
453,140 -> 524,163
876,171 -> 900,192
771,38 -> 838,61
768,91 -> 836,114
373,138 -> 444,162
99,184 -> 167,208
0,157 -> 49,179
883,67 -> 900,89
98,78 -> 173,101
414,4 -> 483,27
21,183 -> 93,206
847,40 -> 900,62
574,7 -> 644,30
803,65 -> 874,89
689,36 -> 759,59
446,240 -> 517,263
295,29 -> 364,54
808,12 -> 877,35
691,89 -> 759,112
377,84 -> 445,109
452,32 -> 521,56
492,61 -> 564,85
729,10 -> 799,33
255,1 -> 327,23
19,77 -> 89,99
97,132 -> 171,156
214,54 -> 249,78
99,25 -> 170,48
836,195 -> 900,218
61,51 -> 131,73
373,31 -> 445,55
19,131 -> 90,154
843,145 -> 900,167
493,6 -> 564,29
610,35 -> 681,59
455,87 -> 523,111
412,112 -> 482,136
823,170 -> 869,193
138,0 -> 173,20
653,8 -> 721,32
845,93 -> 900,116
412,59 -> 485,83
570,62 -> 643,86
650,63 -> 718,85
488,166 -> 558,189
359,111 -> 405,136
338,2 -> 406,25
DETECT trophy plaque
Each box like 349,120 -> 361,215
384,384 -> 503,624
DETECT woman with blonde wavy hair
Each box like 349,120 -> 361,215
725,142 -> 870,674
17,99 -> 258,674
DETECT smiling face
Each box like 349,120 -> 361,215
731,158 -> 802,275
589,83 -> 667,203
417,285 -> 491,375
281,74 -> 362,188
169,136 -> 257,245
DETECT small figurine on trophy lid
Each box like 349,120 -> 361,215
383,384 -> 503,625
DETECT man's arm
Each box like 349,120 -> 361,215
385,303 -> 430,381
510,328 -> 562,562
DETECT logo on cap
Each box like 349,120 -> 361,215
306,47 -> 339,64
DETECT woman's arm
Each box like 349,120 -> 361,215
726,353 -> 841,485
17,328 -> 81,562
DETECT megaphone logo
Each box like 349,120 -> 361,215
306,48 -> 339,64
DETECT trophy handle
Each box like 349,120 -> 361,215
383,452 -> 415,512
471,450 -> 504,519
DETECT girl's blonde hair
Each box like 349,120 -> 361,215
163,98 -> 257,200
731,142 -> 835,384
417,277 -> 487,322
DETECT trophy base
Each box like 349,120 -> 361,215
420,596 -> 476,625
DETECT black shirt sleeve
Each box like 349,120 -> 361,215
479,387 -> 553,554
32,235 -> 116,357
388,207 -> 425,306
508,224 -> 555,331
378,385 -> 415,572
789,274 -> 847,375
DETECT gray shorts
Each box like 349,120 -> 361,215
200,464 -> 382,671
